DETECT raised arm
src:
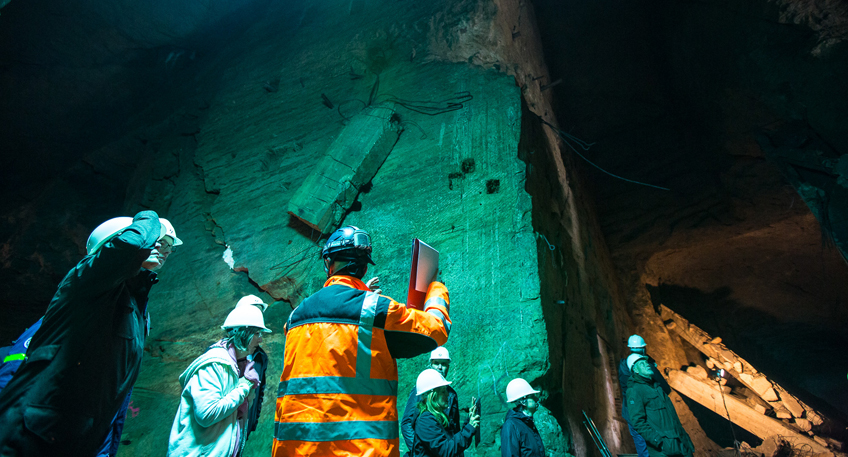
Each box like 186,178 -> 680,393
80,210 -> 162,291
381,282 -> 452,359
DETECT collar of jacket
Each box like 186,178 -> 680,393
506,408 -> 537,426
631,371 -> 655,386
324,275 -> 369,291
128,269 -> 159,290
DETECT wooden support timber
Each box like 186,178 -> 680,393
288,104 -> 401,233
660,305 -> 826,425
667,370 -> 832,456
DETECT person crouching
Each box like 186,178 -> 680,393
412,369 -> 479,457
167,304 -> 270,457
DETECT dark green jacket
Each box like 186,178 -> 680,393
0,211 -> 161,456
626,373 -> 694,457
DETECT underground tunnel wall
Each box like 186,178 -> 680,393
110,0 -> 643,455
0,0 -> 720,455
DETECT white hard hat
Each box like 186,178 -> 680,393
86,217 -> 133,255
159,219 -> 182,246
430,347 -> 451,361
236,294 -> 268,312
505,378 -> 540,403
416,368 -> 452,396
627,334 -> 647,349
222,305 -> 272,333
627,353 -> 649,371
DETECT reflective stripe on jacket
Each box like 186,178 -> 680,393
0,317 -> 43,392
272,275 -> 451,457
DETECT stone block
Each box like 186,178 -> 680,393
733,361 -> 743,373
686,365 -> 708,379
762,387 -> 779,402
287,104 -> 401,233
808,412 -> 824,426
780,392 -> 805,418
794,418 -> 812,432
750,375 -> 773,396
775,406 -> 793,419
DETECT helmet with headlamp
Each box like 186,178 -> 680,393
321,226 -> 376,277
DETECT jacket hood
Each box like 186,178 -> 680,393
178,345 -> 237,388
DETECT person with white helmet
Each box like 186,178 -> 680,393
617,334 -> 670,457
233,295 -> 271,449
412,368 -> 479,457
401,347 -> 461,456
501,378 -> 545,457
626,355 -> 693,457
0,211 -> 177,456
168,303 -> 270,457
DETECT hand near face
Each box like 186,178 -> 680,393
243,361 -> 260,389
468,397 -> 480,428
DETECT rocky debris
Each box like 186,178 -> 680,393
667,370 -> 834,456
686,365 -> 708,379
795,418 -> 813,432
777,386 -> 805,418
661,305 -> 844,451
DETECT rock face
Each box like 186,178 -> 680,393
81,1 -> 630,456
532,0 -> 848,443
4,0 -> 847,456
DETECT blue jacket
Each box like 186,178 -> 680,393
413,410 -> 475,457
0,318 -> 43,391
500,408 -> 545,457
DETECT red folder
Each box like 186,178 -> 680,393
406,239 -> 439,309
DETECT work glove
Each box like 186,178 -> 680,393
243,361 -> 261,389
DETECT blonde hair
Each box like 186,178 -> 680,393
226,326 -> 259,352
417,387 -> 448,427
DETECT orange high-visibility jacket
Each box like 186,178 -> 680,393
272,275 -> 451,457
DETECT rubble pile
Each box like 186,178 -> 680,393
660,305 -> 845,456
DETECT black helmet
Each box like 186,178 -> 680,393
322,226 -> 375,277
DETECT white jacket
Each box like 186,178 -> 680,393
168,346 -> 252,457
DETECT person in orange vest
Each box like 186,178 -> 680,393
272,226 -> 452,457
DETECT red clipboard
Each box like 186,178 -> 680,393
406,239 -> 439,309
